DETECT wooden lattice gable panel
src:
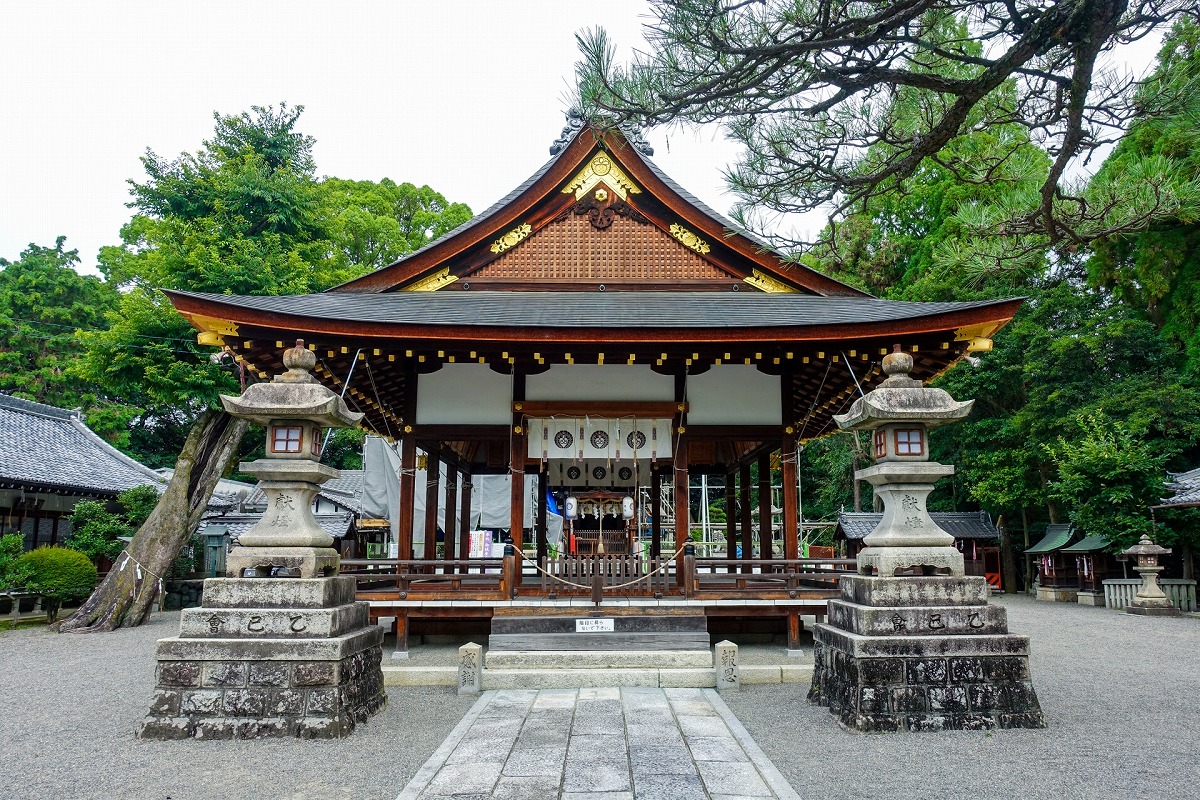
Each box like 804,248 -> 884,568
331,123 -> 868,297
465,209 -> 736,289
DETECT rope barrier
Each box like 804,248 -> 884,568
515,542 -> 689,592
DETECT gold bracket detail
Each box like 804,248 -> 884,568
190,314 -> 239,346
743,269 -> 797,294
401,267 -> 458,292
670,224 -> 710,254
562,153 -> 642,201
490,223 -> 533,254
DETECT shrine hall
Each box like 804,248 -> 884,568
165,117 -> 1020,648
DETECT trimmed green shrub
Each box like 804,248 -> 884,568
0,533 -> 26,590
64,500 -> 129,562
15,546 -> 98,621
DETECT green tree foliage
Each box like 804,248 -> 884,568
1087,18 -> 1200,371
1045,412 -> 1170,550
64,486 -> 161,564
318,178 -> 471,272
577,0 -> 1187,251
0,238 -> 126,412
57,104 -> 472,632
0,534 -> 27,590
76,105 -> 472,467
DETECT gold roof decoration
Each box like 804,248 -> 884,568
562,153 -> 642,201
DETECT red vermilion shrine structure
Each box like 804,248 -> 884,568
165,119 -> 1020,651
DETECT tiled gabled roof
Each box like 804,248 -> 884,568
196,512 -> 354,541
1159,467 -> 1200,508
836,510 -> 1000,541
0,394 -> 165,496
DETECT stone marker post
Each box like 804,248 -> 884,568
140,341 -> 387,740
807,346 -> 1045,731
714,640 -> 739,691
459,642 -> 483,694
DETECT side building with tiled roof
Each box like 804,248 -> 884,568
836,510 -> 1003,589
0,394 -> 165,549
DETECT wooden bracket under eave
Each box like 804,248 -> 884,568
189,314 -> 239,346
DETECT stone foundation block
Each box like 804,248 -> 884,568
203,662 -> 247,687
157,661 -> 201,687
201,576 -> 357,609
827,600 -> 1007,637
140,576 -> 386,740
840,575 -> 990,607
179,603 -> 369,639
138,717 -> 193,740
248,662 -> 291,687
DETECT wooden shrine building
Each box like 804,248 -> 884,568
164,119 -> 1022,644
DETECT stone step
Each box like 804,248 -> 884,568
380,663 -> 813,689
489,631 -> 711,651
490,614 -> 708,634
484,649 -> 713,670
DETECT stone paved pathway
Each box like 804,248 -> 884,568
396,687 -> 799,800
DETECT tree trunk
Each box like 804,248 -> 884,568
997,515 -> 1022,593
54,410 -> 250,633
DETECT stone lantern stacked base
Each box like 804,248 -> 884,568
808,575 -> 1045,732
139,575 -> 385,740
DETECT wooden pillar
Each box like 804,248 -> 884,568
759,452 -> 774,561
674,439 -> 689,552
459,474 -> 473,566
740,461 -> 753,571
673,369 -> 689,553
392,611 -> 409,658
787,609 -> 803,652
398,432 -> 416,561
398,364 -> 418,561
510,372 -> 526,552
651,466 -> 663,558
423,448 -> 441,562
724,473 -> 737,570
782,433 -> 799,560
536,464 -> 549,563
443,460 -> 458,563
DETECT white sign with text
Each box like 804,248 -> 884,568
575,618 -> 615,633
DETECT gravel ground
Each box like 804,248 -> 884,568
2,596 -> 1196,800
0,611 -> 478,800
723,594 -> 1200,800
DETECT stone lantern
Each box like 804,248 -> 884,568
832,344 -> 972,578
1122,534 -> 1179,616
220,339 -> 363,578
807,344 -> 1045,732
140,341 -> 386,740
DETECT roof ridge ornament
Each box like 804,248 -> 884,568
549,108 -> 654,158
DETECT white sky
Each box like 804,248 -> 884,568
1,2 -> 1164,275
1,0 -> 762,274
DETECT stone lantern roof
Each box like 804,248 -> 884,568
220,340 -> 364,427
834,346 -> 972,431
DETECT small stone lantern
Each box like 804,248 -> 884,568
833,345 -> 973,577
1122,534 -> 1179,616
220,339 -> 363,578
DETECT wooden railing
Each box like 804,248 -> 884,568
690,558 -> 858,596
341,552 -> 857,602
340,558 -> 505,597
